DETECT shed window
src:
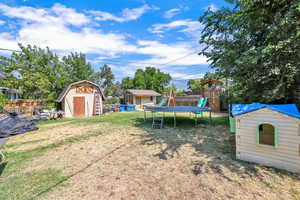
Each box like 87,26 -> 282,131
257,124 -> 277,147
150,96 -> 153,101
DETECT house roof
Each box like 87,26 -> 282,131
231,103 -> 300,119
126,89 -> 161,96
56,80 -> 105,102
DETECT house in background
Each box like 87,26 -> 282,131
232,103 -> 300,173
0,72 -> 21,99
57,80 -> 105,118
0,87 -> 21,99
124,89 -> 161,109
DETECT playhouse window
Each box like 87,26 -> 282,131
257,124 -> 276,146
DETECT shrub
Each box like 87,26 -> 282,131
104,97 -> 120,104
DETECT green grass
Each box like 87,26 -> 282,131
6,139 -> 47,149
36,111 -> 229,129
0,168 -> 66,200
3,131 -> 104,175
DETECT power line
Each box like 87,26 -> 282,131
159,50 -> 200,66
0,48 -> 21,53
98,50 -> 200,67
0,47 -> 201,67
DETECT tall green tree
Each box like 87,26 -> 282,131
0,44 -> 97,100
62,52 -> 94,83
121,67 -> 171,93
199,0 -> 300,103
121,77 -> 134,90
94,64 -> 115,96
187,78 -> 203,92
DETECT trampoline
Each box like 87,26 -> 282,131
144,106 -> 212,128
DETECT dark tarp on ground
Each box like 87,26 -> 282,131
0,113 -> 38,138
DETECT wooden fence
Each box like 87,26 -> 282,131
2,99 -> 50,116
175,88 -> 222,112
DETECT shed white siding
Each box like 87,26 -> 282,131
236,108 -> 300,173
63,85 -> 102,118
133,96 -> 156,109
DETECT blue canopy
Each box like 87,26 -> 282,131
231,103 -> 300,119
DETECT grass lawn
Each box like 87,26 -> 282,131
0,111 -> 299,200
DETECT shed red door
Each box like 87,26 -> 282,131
73,97 -> 85,117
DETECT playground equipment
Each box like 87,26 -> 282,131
200,79 -> 224,112
166,89 -> 176,107
156,97 -> 168,107
200,79 -> 224,97
231,103 -> 300,173
144,106 -> 212,128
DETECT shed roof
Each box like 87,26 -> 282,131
126,89 -> 161,96
231,103 -> 300,119
57,80 -> 105,102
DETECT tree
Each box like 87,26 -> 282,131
199,0 -> 300,103
62,52 -> 94,83
121,77 -> 134,90
121,67 -> 171,93
0,44 -> 97,100
94,64 -> 115,96
133,69 -> 146,89
110,81 -> 123,97
187,78 -> 203,92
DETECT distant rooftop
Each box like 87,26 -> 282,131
127,89 -> 161,96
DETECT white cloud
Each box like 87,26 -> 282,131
0,32 -> 19,51
164,8 -> 180,18
0,20 -> 5,25
204,4 -> 218,12
134,40 -> 208,66
149,19 -> 203,39
171,72 -> 204,80
17,23 -> 137,55
0,3 -> 89,26
89,4 -> 155,22
0,3 -> 137,56
0,3 -> 209,81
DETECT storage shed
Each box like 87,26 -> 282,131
57,80 -> 105,118
232,103 -> 300,173
124,89 -> 161,109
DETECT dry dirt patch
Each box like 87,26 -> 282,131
35,125 -> 300,200
6,122 -> 105,152
4,115 -> 299,200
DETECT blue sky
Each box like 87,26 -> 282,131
0,0 -> 230,89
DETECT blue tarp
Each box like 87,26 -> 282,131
231,103 -> 300,119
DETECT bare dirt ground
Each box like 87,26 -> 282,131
3,112 -> 300,200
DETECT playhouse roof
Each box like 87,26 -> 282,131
231,103 -> 300,119
57,80 -> 105,102
126,89 -> 161,96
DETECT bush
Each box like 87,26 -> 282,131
0,93 -> 7,111
41,101 -> 57,110
104,97 -> 120,104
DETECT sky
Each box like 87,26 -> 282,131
0,0 -> 231,89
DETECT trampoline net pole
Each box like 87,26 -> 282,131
174,112 -> 176,128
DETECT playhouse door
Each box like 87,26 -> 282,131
73,97 -> 85,117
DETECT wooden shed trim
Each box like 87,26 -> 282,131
57,80 -> 105,102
